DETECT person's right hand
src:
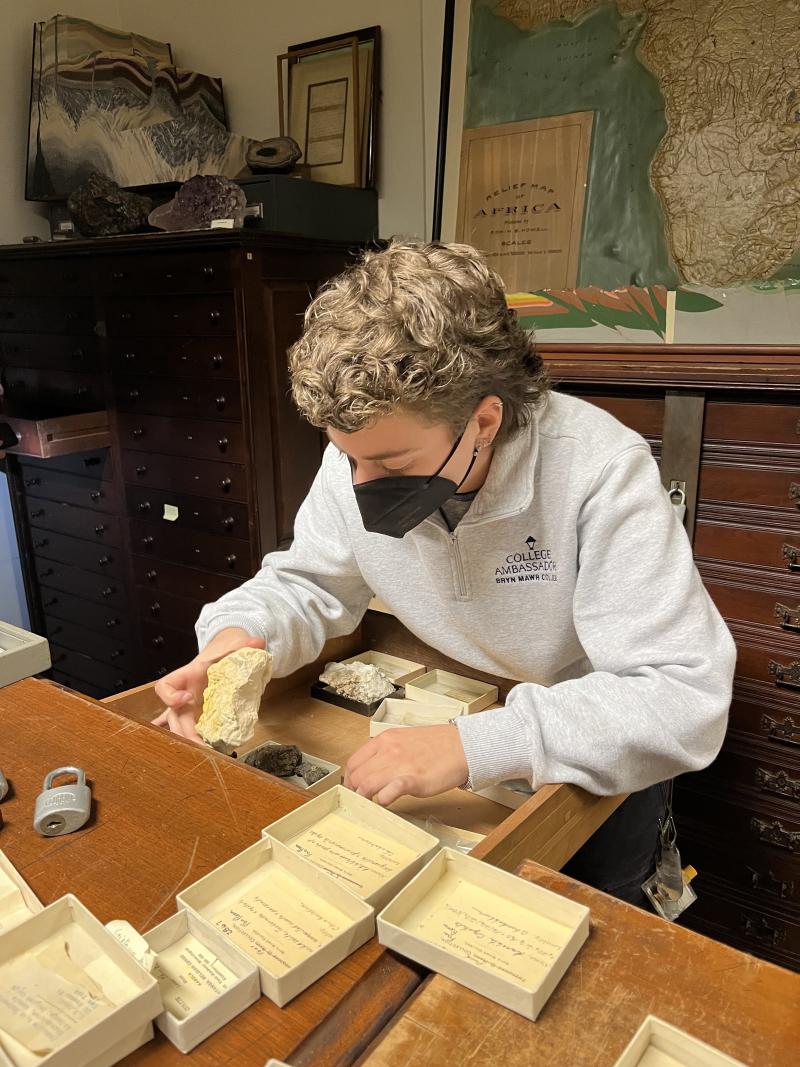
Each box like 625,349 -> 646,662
151,629 -> 265,742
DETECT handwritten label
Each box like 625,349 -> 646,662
154,933 -> 238,1019
409,875 -> 573,987
289,810 -> 417,897
0,940 -> 112,1056
211,867 -> 348,975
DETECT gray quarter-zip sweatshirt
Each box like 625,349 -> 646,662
196,392 -> 736,796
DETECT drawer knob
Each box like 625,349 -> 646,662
164,272 -> 173,280
112,271 -> 126,280
141,536 -> 154,548
110,650 -> 123,660
44,596 -> 58,607
132,427 -> 144,438
202,265 -> 215,277
40,566 -> 54,577
120,311 -> 132,322
128,389 -> 140,400
156,666 -> 168,678
83,456 -> 101,467
181,394 -> 191,402
749,866 -> 794,900
211,353 -> 223,366
24,477 -> 41,486
71,348 -> 85,359
768,658 -> 800,690
90,490 -> 102,501
97,555 -> 111,567
222,516 -> 235,529
152,635 -> 165,648
30,508 -> 45,518
225,553 -> 237,568
783,543 -> 800,571
215,395 -> 227,410
145,569 -> 157,581
209,310 -> 221,323
774,602 -> 800,632
34,538 -> 48,548
75,386 -> 89,397
790,482 -> 800,506
220,477 -> 232,492
124,351 -> 136,361
742,915 -> 786,948
755,766 -> 800,800
750,816 -> 800,853
217,436 -> 229,453
101,586 -> 114,598
94,524 -> 107,535
113,680 -> 125,691
106,618 -> 120,628
138,501 -> 152,513
135,465 -> 148,476
150,602 -> 161,616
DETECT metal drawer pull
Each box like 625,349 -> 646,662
759,710 -> 798,747
790,482 -> 800,505
222,516 -> 235,529
217,437 -> 229,452
209,310 -> 221,323
150,602 -> 161,615
138,501 -> 151,513
90,491 -> 102,501
132,427 -> 144,438
33,538 -> 48,548
750,816 -> 800,852
748,866 -> 794,899
225,554 -> 237,567
742,915 -> 786,947
40,567 -> 54,577
94,524 -> 106,535
76,386 -> 88,397
755,766 -> 800,800
30,509 -> 45,518
145,569 -> 157,581
24,477 -> 41,486
769,658 -> 800,690
775,602 -> 800,632
44,596 -> 58,607
112,271 -> 125,280
110,650 -> 123,660
135,465 -> 147,475
71,349 -> 84,359
152,635 -> 165,648
101,587 -> 114,598
202,266 -> 215,277
783,543 -> 800,571
220,477 -> 232,492
97,555 -> 111,567
211,353 -> 223,366
141,536 -> 154,548
83,456 -> 100,466
124,351 -> 136,360
128,389 -> 140,399
105,618 -> 120,628
215,395 -> 226,410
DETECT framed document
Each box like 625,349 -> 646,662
455,113 -> 593,292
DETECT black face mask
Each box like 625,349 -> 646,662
353,431 -> 479,538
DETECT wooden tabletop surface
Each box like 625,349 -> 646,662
360,858 -> 800,1067
0,677 -> 421,1067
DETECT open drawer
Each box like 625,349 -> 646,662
0,409 -> 110,458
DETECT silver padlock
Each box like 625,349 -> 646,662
33,766 -> 91,837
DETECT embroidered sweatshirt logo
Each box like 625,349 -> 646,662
495,535 -> 558,584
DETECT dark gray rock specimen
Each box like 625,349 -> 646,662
242,742 -> 302,777
67,171 -> 152,236
298,761 -> 327,786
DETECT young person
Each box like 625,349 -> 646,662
153,239 -> 736,904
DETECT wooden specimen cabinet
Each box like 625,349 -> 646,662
0,232 -> 353,696
541,344 -> 800,971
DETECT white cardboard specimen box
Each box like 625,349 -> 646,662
0,894 -> 161,1067
404,670 -> 498,713
0,621 -> 50,689
262,785 -> 440,911
342,650 -> 426,686
613,1015 -> 746,1067
0,851 -> 43,934
377,848 -> 590,1022
369,697 -> 466,736
176,837 -> 374,1008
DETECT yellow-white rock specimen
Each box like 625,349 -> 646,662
319,660 -> 394,703
196,647 -> 272,749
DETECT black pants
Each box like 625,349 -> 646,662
562,781 -> 669,909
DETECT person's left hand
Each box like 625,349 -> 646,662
344,724 -> 469,806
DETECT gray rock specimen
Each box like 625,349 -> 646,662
243,743 -> 302,777
66,171 -> 152,236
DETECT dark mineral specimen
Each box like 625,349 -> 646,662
148,174 -> 246,231
298,761 -> 327,786
242,742 -> 302,777
66,171 -> 152,236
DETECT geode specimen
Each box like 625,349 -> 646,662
148,173 -> 247,231
246,136 -> 302,172
298,761 -> 327,786
66,171 -> 152,236
196,647 -> 272,751
319,661 -> 395,704
242,743 -> 302,777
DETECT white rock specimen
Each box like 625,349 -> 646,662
319,660 -> 394,704
197,647 -> 272,749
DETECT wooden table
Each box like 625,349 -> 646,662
361,859 -> 800,1067
0,677 -> 422,1066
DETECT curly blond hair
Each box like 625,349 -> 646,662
288,238 -> 548,443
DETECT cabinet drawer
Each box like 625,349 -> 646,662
30,529 -> 124,577
122,450 -> 248,502
0,259 -> 89,297
704,401 -> 800,449
41,586 -> 132,637
20,447 -> 114,481
686,885 -> 800,964
126,485 -> 249,538
114,375 -> 241,421
0,297 -> 95,334
754,696 -> 800,750
131,519 -> 252,577
0,332 -> 98,371
694,515 -> 799,574
49,642 -> 133,694
20,465 -> 118,513
106,294 -> 236,336
132,555 -> 243,602
698,460 -> 800,512
571,393 -> 664,437
699,745 -> 800,808
140,621 -> 198,672
50,670 -> 110,700
116,413 -> 246,463
108,336 -> 239,379
28,501 -> 122,546
137,586 -> 203,631
100,251 -> 236,295
732,628 -> 800,692
2,367 -> 104,411
700,566 -> 800,632
674,783 -> 800,855
680,830 -> 799,909
34,558 -> 126,607
45,616 -> 135,670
